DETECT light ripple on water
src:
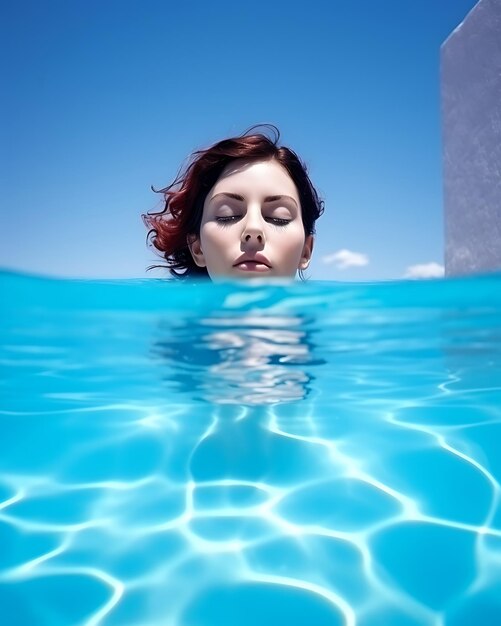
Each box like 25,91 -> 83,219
1,271 -> 501,625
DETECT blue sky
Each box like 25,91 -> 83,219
1,0 -> 479,281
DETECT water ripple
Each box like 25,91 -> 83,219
1,273 -> 500,625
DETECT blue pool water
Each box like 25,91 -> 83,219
1,270 -> 500,626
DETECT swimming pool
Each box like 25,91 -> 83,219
1,270 -> 500,625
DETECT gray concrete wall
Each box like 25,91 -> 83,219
441,0 -> 501,276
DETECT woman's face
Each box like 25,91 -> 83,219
188,159 -> 313,280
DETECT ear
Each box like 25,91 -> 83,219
187,234 -> 206,267
299,235 -> 314,270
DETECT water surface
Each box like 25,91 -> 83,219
1,271 -> 500,625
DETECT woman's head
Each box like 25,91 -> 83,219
143,125 -> 324,280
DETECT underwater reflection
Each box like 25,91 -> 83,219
152,313 -> 325,405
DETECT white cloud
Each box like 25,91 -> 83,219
322,248 -> 369,269
404,262 -> 444,279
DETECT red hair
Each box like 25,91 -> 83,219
143,125 -> 324,278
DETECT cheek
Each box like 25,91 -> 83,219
274,228 -> 306,257
200,224 -> 230,257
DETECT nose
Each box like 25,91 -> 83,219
242,231 -> 264,244
241,210 -> 265,247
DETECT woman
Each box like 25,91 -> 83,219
143,125 -> 324,280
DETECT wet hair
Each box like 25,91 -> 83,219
143,124 -> 324,278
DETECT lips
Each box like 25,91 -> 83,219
233,254 -> 271,268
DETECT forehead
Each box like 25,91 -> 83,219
209,158 -> 299,200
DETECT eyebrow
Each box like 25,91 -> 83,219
210,192 -> 298,207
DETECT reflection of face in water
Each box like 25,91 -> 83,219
153,313 -> 325,405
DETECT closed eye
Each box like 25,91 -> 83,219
215,215 -> 242,224
268,217 -> 291,226
215,216 -> 291,226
